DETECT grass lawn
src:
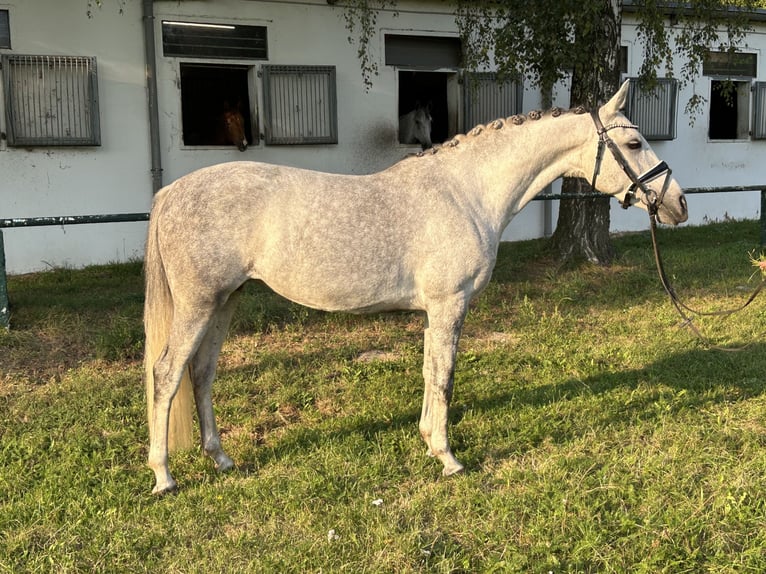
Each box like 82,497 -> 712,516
2,219 -> 765,573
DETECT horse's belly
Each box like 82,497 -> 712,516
258,260 -> 418,314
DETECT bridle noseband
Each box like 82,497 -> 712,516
589,111 -> 672,216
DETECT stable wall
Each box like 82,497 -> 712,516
1,1 -> 764,274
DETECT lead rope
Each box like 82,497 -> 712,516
648,212 -> 766,351
591,109 -> 765,349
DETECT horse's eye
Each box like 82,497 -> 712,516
627,140 -> 642,150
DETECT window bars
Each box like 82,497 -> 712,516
2,54 -> 101,146
262,65 -> 337,145
626,78 -> 678,141
753,82 -> 766,140
464,72 -> 524,128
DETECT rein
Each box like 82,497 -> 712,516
590,110 -> 765,351
647,213 -> 766,351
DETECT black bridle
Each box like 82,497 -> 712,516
589,110 -> 673,215
589,109 -> 764,350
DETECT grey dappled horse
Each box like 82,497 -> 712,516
145,81 -> 688,494
399,104 -> 433,149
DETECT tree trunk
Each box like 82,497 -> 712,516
549,0 -> 622,265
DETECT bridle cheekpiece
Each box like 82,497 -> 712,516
589,110 -> 672,216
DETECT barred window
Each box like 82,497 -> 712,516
464,72 -> 523,128
2,55 -> 100,146
753,82 -> 766,140
625,78 -> 678,141
262,65 -> 337,145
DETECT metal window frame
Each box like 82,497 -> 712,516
753,81 -> 766,140
2,54 -> 101,147
626,77 -> 678,141
464,72 -> 523,128
262,65 -> 338,145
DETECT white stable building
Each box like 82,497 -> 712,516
0,0 -> 764,274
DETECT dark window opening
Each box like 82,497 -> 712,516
620,46 -> 628,74
179,63 -> 254,147
0,10 -> 10,49
398,70 -> 453,144
709,80 -> 749,140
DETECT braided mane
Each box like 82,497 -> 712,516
416,105 -> 589,158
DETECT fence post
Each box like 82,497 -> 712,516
0,230 -> 9,330
761,187 -> 766,246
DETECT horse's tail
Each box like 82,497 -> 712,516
144,187 -> 194,452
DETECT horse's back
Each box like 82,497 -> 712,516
155,161 -> 434,312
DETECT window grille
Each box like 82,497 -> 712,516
753,82 -> 766,140
626,77 -> 678,141
464,72 -> 523,128
2,55 -> 100,146
262,65 -> 337,145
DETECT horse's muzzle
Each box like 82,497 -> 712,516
659,193 -> 688,225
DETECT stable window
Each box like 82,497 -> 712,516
703,50 -> 756,140
179,63 -> 256,148
386,35 -> 463,146
709,80 -> 751,140
0,10 -> 10,49
2,54 -> 100,146
464,72 -> 523,128
262,65 -> 337,145
625,78 -> 678,140
753,82 -> 766,140
398,70 -> 460,144
162,21 -> 267,60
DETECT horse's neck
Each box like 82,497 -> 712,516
444,112 -> 592,233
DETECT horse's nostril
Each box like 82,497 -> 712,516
680,195 -> 687,213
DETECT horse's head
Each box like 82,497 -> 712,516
586,81 -> 687,225
408,105 -> 433,150
223,107 -> 248,152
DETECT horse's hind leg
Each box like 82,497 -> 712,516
148,308 -> 217,494
190,292 -> 241,473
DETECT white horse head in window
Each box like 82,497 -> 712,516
398,104 -> 432,149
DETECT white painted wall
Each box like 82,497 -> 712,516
0,1 -> 151,274
1,1 -> 764,274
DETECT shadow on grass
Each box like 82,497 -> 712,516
219,341 -> 766,477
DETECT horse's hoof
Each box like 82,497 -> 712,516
442,463 -> 465,477
214,455 -> 235,473
152,478 -> 178,496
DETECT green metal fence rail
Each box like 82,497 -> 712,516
1,187 -> 764,330
0,213 -> 150,329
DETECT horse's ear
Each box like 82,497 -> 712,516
603,80 -> 630,114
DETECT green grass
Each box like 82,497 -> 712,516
2,220 -> 766,573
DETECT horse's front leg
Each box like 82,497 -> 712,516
420,301 -> 467,476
